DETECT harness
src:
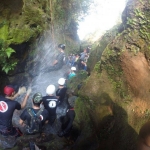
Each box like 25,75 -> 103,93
26,108 -> 43,134
27,108 -> 43,119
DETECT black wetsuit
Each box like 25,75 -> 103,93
43,51 -> 65,73
42,96 -> 59,125
29,52 -> 65,78
56,87 -> 67,104
0,96 -> 21,136
60,107 -> 75,136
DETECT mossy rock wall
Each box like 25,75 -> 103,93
74,0 -> 150,149
0,0 -> 49,45
87,25 -> 120,71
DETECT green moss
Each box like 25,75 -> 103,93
0,23 -> 9,41
94,61 -> 101,73
8,28 -> 34,44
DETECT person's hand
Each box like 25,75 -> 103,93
26,87 -> 32,96
18,87 -> 26,95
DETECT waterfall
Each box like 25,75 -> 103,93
13,30 -> 70,133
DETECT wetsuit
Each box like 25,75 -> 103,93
42,96 -> 59,125
43,51 -> 65,73
0,96 -> 21,136
56,87 -> 67,104
59,107 -> 75,137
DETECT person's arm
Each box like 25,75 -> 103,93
11,87 -> 26,100
53,60 -> 58,65
19,109 -> 27,126
21,87 -> 31,109
19,119 -> 25,126
45,120 -> 49,124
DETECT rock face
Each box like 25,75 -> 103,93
74,0 -> 150,149
0,0 -> 49,44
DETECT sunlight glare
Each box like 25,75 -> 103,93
78,0 -> 127,40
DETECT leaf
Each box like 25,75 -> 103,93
2,66 -> 9,74
5,47 -> 15,58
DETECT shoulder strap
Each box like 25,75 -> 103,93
27,108 -> 43,117
27,108 -> 35,117
36,108 -> 44,116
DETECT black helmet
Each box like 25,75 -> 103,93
58,44 -> 65,50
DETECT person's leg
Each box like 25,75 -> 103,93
48,116 -> 56,126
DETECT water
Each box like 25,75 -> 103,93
12,30 -> 71,134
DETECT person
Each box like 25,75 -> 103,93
42,85 -> 59,126
86,46 -> 91,54
73,54 -> 80,68
42,44 -> 66,73
71,54 -> 76,66
0,85 -> 31,148
57,94 -> 76,137
68,67 -> 76,80
78,49 -> 87,70
81,60 -> 87,71
56,78 -> 67,105
19,92 -> 49,135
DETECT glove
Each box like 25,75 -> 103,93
26,87 -> 32,96
18,86 -> 26,95
58,130 -> 66,137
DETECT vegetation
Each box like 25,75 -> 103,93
0,39 -> 17,73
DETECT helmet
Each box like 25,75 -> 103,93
33,92 -> 42,103
58,78 -> 66,85
58,44 -> 65,50
71,67 -> 76,71
46,85 -> 55,95
68,96 -> 77,107
4,85 -> 15,96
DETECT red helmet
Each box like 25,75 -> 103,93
4,86 -> 15,96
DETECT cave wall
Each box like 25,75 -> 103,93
73,0 -> 150,149
0,0 -> 49,45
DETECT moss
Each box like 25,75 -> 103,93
8,28 -> 34,44
0,23 -> 9,41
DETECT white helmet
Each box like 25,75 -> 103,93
46,85 -> 55,95
71,67 -> 76,71
58,78 -> 66,85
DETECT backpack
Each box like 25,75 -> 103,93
26,108 -> 43,134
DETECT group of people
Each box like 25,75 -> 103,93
0,43 -> 91,149
64,46 -> 91,81
66,46 -> 91,72
0,77 -> 76,149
